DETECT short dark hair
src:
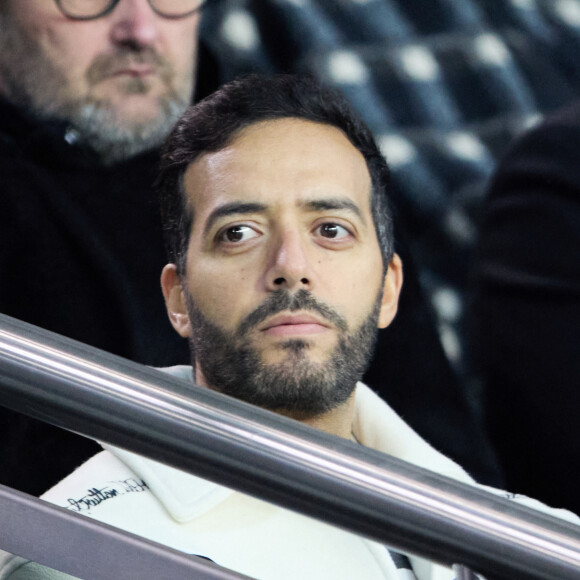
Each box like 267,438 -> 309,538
157,74 -> 393,274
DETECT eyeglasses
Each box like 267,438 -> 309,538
55,0 -> 208,20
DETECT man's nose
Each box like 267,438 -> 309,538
110,0 -> 159,48
266,229 -> 312,292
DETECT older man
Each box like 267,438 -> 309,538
0,0 -> 204,494
2,74 -> 575,580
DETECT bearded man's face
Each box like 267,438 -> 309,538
161,118 -> 403,415
0,1 -> 200,163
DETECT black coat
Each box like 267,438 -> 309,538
470,102 -> 580,513
0,99 -> 190,494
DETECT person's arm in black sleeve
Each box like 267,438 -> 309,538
469,102 -> 580,513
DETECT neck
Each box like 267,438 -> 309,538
275,395 -> 357,439
194,364 -> 357,439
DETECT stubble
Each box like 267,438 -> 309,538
186,289 -> 382,416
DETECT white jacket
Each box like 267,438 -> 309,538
0,366 -> 576,580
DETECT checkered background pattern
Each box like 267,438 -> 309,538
199,0 -> 580,404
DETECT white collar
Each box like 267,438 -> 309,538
104,365 -> 472,523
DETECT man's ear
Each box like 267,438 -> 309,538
160,264 -> 192,338
377,253 -> 403,329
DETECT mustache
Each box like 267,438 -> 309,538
86,47 -> 169,85
237,289 -> 348,337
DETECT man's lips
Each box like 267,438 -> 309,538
259,314 -> 330,337
111,65 -> 155,78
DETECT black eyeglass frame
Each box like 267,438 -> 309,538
54,0 -> 208,20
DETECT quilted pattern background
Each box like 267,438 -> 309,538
198,0 -> 580,413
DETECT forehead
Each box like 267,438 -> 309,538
183,118 -> 373,221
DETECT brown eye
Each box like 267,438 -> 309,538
219,225 -> 259,243
318,223 -> 350,239
226,226 -> 244,242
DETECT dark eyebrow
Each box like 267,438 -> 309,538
301,198 -> 363,219
203,201 -> 268,237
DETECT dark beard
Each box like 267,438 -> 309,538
186,289 -> 381,415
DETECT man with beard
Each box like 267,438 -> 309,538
4,74 -> 575,580
0,0 -> 507,502
0,0 -> 205,495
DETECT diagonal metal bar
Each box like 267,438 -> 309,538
0,313 -> 579,580
0,484 -> 251,580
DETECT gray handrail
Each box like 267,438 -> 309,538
0,484 -> 251,580
0,313 -> 579,580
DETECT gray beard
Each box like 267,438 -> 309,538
69,93 -> 188,164
0,10 -> 192,165
186,289 -> 382,416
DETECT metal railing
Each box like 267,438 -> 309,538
0,313 -> 579,580
0,484 -> 251,580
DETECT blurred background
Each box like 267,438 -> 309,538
197,0 -> 580,420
